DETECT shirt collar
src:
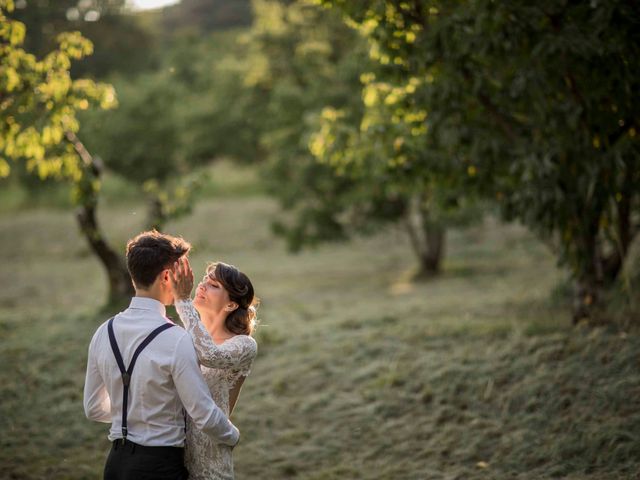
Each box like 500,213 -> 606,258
129,296 -> 167,317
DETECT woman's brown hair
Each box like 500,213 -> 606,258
206,262 -> 258,335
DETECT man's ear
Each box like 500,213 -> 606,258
162,269 -> 171,283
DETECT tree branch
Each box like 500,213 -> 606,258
65,130 -> 102,177
460,68 -> 521,142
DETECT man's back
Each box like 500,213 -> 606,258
84,297 -> 239,447
84,230 -> 238,479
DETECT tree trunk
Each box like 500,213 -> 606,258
76,203 -> 134,306
602,163 -> 634,285
572,273 -> 599,324
405,194 -> 446,278
146,195 -> 166,232
66,131 -> 134,306
571,202 -> 603,323
421,226 -> 446,275
572,166 -> 636,324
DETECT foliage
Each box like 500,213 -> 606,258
161,0 -> 253,33
1,0 -> 134,305
12,0 -> 156,78
244,0 -> 432,252
242,0 -> 483,273
80,72 -> 180,183
79,68 -> 191,229
0,0 -> 116,204
78,29 -> 253,229
321,0 -> 640,318
2,0 -> 153,194
165,31 -> 263,165
309,72 -> 484,250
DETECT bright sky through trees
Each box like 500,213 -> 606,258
128,0 -> 179,10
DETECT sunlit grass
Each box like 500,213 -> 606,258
0,173 -> 638,479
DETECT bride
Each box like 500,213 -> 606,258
170,257 -> 258,480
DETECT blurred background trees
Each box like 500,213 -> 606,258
2,0 -> 639,319
160,0 -> 252,33
0,0 -> 133,303
238,0 -> 485,278
12,0 -> 156,78
4,3 -> 640,478
321,0 -> 640,320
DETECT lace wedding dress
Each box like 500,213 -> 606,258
175,300 -> 257,480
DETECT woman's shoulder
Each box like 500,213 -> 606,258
227,334 -> 258,353
228,334 -> 257,346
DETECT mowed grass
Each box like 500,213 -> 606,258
1,179 -> 639,479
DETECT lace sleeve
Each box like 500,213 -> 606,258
174,299 -> 257,374
175,298 -> 199,330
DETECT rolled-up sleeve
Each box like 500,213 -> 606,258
172,334 -> 240,446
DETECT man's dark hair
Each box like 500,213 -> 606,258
126,230 -> 191,289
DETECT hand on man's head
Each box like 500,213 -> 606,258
168,256 -> 195,301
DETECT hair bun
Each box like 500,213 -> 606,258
208,261 -> 258,336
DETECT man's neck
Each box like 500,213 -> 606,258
135,289 -> 165,305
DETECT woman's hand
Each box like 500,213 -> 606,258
169,256 -> 195,301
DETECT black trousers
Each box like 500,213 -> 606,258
104,440 -> 189,480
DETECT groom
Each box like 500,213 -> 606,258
83,230 -> 239,479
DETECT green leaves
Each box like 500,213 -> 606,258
0,5 -> 115,184
323,0 -> 640,314
55,32 -> 94,60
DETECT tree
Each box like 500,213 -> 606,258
1,0 -> 133,305
79,70 -> 192,231
79,30 -> 253,231
309,69 -> 483,276
240,0 -> 369,249
322,0 -> 640,321
243,0 -> 480,276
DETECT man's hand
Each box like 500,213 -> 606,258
169,257 -> 195,301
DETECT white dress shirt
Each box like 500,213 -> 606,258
83,297 -> 239,447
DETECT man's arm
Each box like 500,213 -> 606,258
83,329 -> 112,423
172,334 -> 240,446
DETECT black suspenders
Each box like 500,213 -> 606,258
107,317 -> 175,442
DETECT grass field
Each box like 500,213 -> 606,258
1,170 -> 639,479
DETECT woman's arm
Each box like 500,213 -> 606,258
170,258 -> 257,370
175,299 -> 258,369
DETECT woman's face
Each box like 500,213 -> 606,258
193,271 -> 234,315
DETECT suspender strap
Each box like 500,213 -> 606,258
107,317 -> 175,441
